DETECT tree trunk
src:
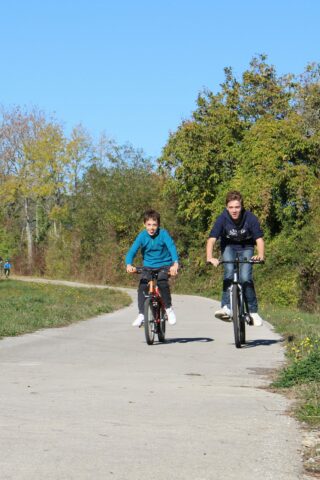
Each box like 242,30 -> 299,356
53,220 -> 57,237
35,202 -> 39,243
24,198 -> 33,271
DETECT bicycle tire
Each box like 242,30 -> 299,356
158,307 -> 166,343
232,286 -> 242,348
240,309 -> 246,344
144,298 -> 156,345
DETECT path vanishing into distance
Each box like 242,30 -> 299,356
0,278 -> 308,479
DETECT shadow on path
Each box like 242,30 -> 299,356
156,337 -> 214,345
242,338 -> 284,349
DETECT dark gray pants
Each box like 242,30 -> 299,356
138,269 -> 172,313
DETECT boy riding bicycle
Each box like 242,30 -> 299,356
206,191 -> 264,326
126,209 -> 179,327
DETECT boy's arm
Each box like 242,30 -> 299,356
163,231 -> 179,276
206,237 -> 220,267
206,216 -> 223,267
252,238 -> 265,261
250,215 -> 264,261
163,231 -> 179,262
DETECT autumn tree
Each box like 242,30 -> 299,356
0,106 -> 66,270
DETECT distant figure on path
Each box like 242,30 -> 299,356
4,260 -> 12,278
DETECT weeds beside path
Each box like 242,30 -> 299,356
261,304 -> 320,428
261,304 -> 320,476
0,277 -> 132,338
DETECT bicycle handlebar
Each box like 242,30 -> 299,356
220,259 -> 264,265
130,266 -> 171,274
206,259 -> 264,266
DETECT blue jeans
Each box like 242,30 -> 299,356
221,246 -> 258,313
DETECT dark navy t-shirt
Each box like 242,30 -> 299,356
209,209 -> 263,252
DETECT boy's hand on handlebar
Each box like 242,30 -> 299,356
169,262 -> 179,276
251,255 -> 264,262
207,258 -> 220,267
126,265 -> 136,273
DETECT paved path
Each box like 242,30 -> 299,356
0,279 -> 305,479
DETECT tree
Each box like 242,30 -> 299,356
71,142 -> 163,282
159,93 -> 243,232
236,54 -> 294,122
66,124 -> 92,196
159,55 -> 320,310
0,106 -> 66,270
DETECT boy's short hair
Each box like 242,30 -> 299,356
225,191 -> 244,207
143,209 -> 161,225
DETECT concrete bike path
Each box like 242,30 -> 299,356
0,278 -> 305,479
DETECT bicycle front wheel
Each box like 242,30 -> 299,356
232,287 -> 242,349
144,298 -> 156,345
158,308 -> 166,343
240,310 -> 246,345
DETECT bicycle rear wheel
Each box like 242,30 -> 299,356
144,298 -> 156,345
232,287 -> 242,348
158,308 -> 166,343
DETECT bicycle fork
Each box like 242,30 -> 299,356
229,283 -> 251,325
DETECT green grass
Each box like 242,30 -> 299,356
261,304 -> 320,428
272,350 -> 320,387
261,304 -> 320,340
296,382 -> 320,427
0,280 -> 132,337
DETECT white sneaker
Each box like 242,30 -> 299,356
132,313 -> 144,327
166,307 -> 176,325
215,305 -> 231,321
250,313 -> 263,327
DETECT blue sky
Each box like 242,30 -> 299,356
1,0 -> 319,158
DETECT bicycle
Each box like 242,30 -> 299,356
133,267 -> 169,345
208,256 -> 264,348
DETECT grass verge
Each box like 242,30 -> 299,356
261,304 -> 320,475
0,279 -> 131,338
261,304 -> 320,427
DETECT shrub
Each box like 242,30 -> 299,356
272,349 -> 320,388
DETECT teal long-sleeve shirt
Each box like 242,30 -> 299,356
125,228 -> 179,268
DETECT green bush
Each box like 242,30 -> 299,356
272,350 -> 320,388
255,267 -> 299,307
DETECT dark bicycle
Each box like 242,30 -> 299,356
208,256 -> 264,348
134,267 -> 168,345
